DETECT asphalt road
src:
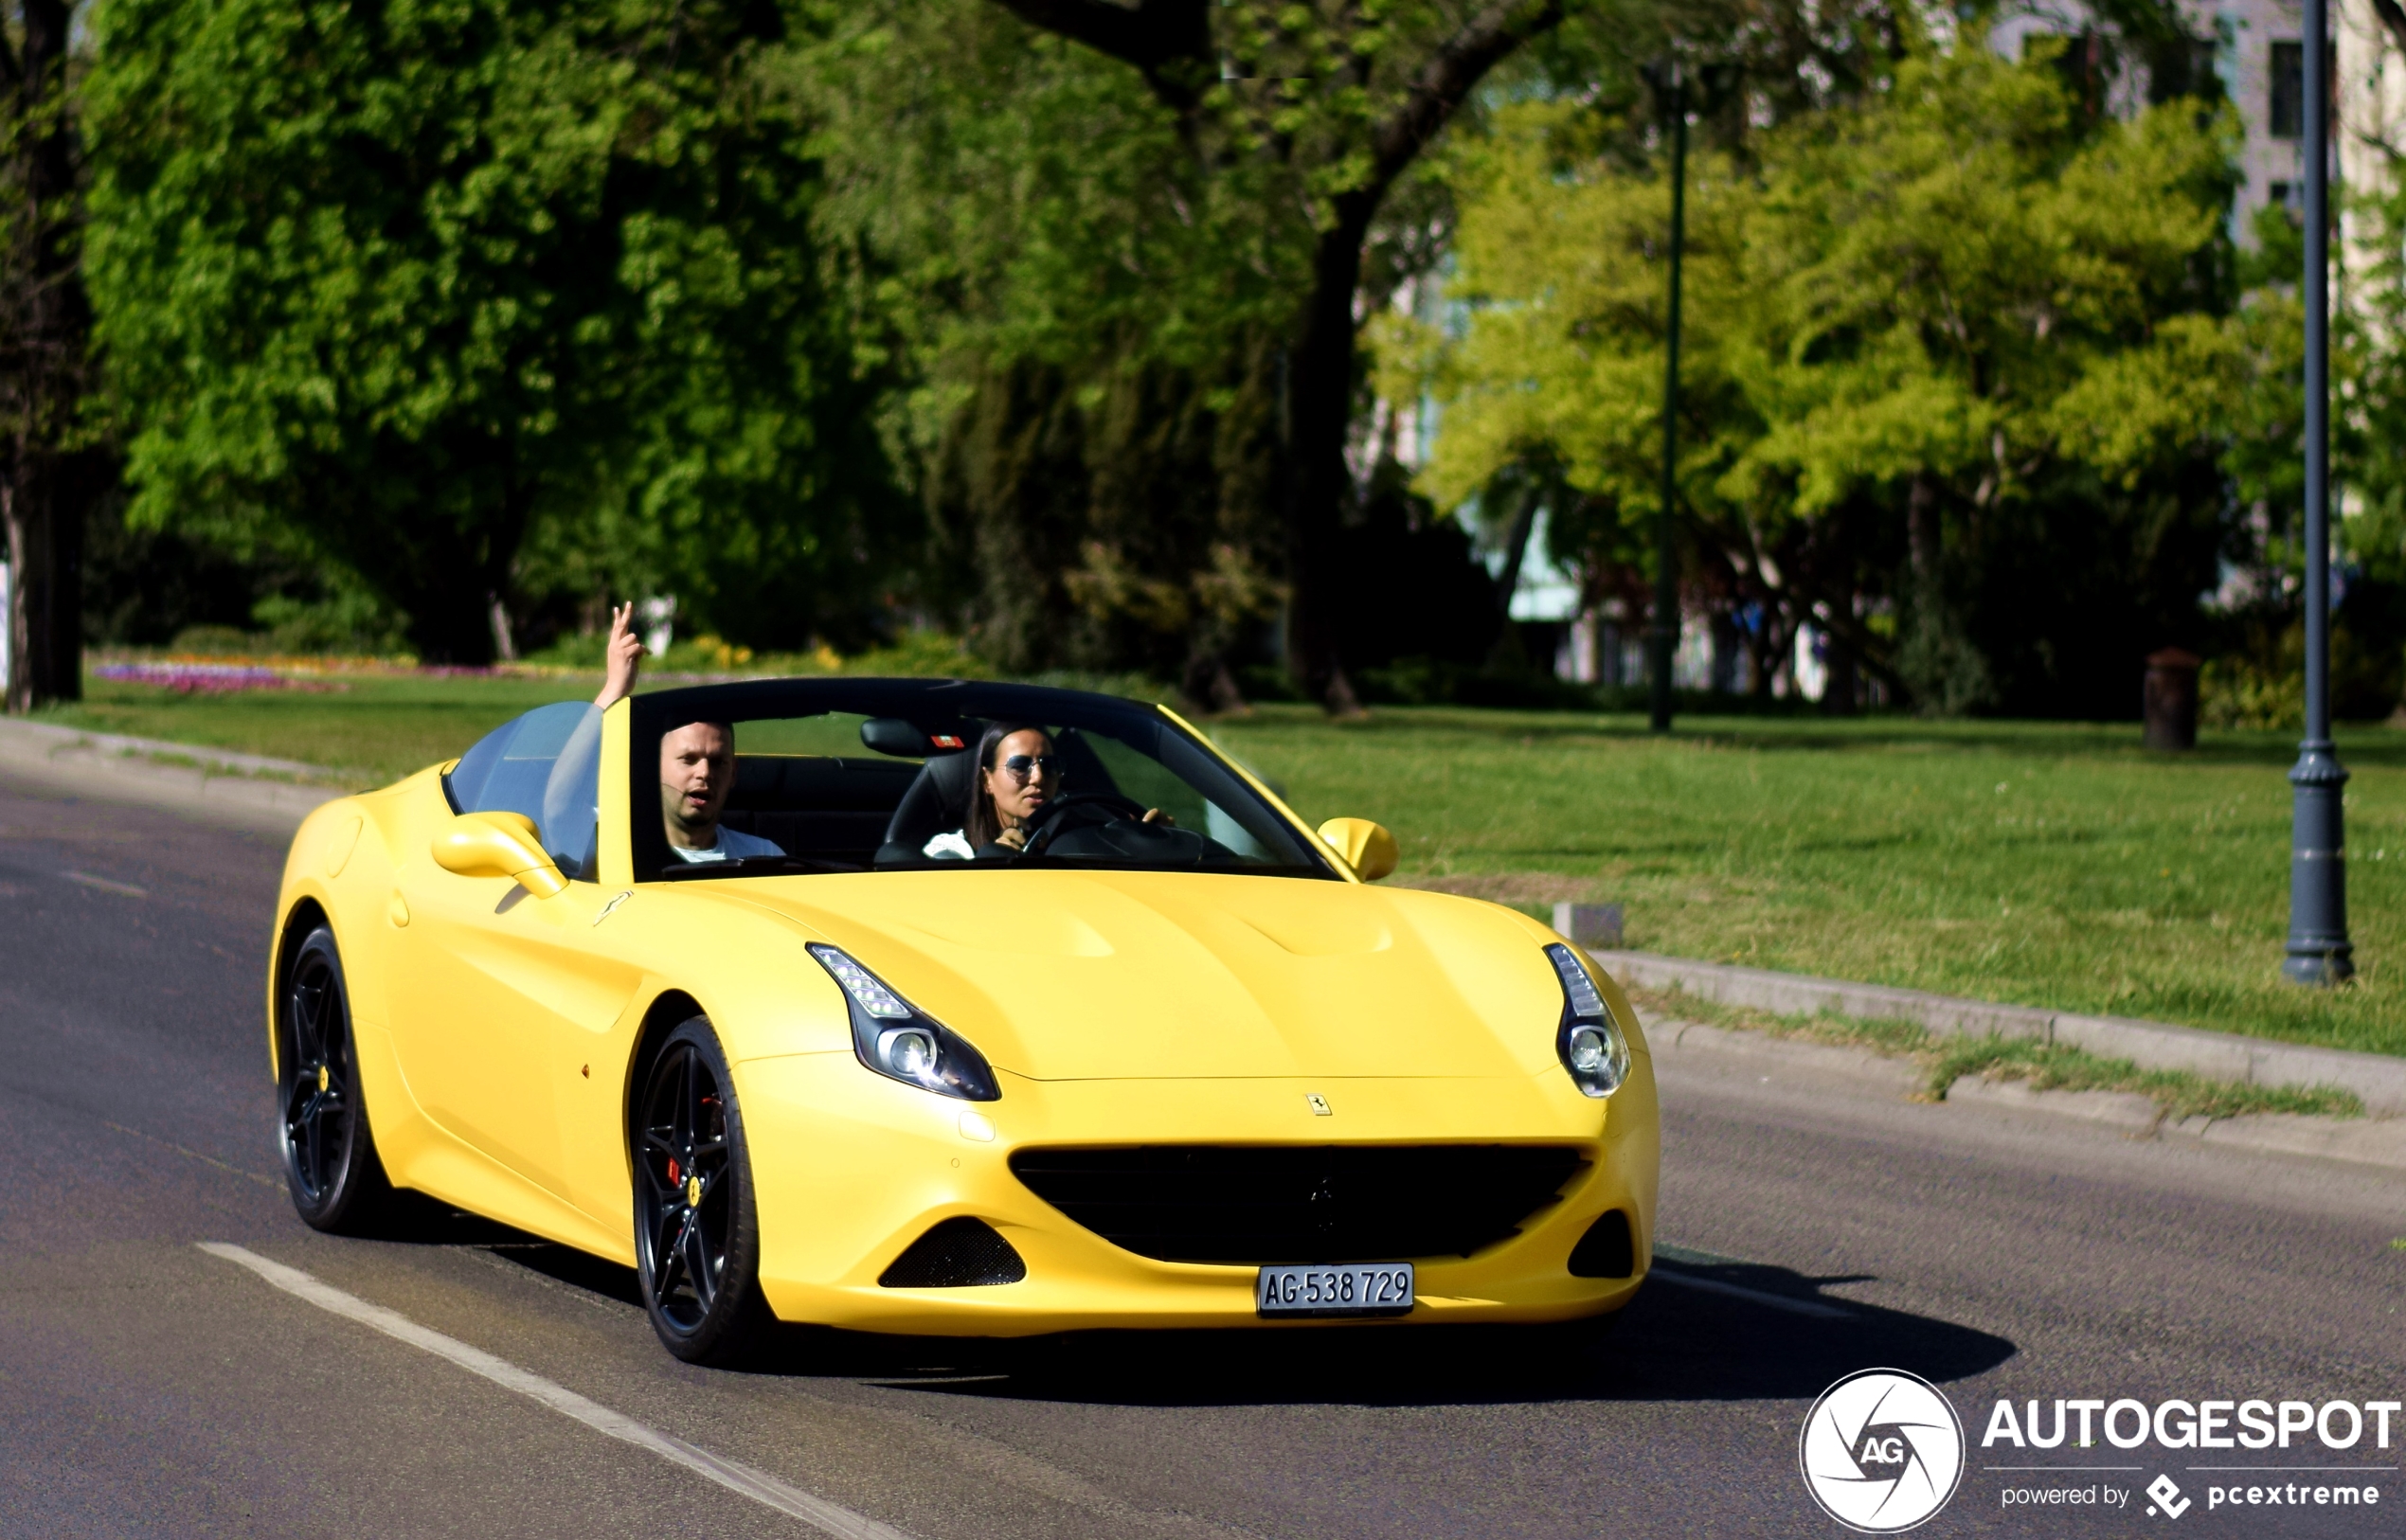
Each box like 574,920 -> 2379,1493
1,773 -> 2399,1540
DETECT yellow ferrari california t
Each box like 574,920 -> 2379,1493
267,678 -> 1659,1364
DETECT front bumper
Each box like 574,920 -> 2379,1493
736,1053 -> 1661,1335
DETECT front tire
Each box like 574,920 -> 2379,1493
278,925 -> 397,1232
633,1017 -> 776,1364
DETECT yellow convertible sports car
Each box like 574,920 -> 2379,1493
268,679 -> 1659,1363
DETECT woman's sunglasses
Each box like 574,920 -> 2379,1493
998,753 -> 1061,782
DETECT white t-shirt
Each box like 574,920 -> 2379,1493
669,825 -> 785,863
923,830 -> 975,860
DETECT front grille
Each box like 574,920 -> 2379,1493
1009,1144 -> 1587,1265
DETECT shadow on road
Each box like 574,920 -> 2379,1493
795,1261 -> 2005,1408
458,1231 -> 2014,1408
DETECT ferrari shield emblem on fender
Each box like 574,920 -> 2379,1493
1304,1093 -> 1331,1116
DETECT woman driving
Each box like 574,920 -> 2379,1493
921,720 -> 1177,860
923,722 -> 1058,859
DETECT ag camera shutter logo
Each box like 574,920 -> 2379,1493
1799,1369 -> 1966,1532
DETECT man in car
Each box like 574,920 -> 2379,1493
594,603 -> 783,864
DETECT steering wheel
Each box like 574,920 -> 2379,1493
1014,792 -> 1151,858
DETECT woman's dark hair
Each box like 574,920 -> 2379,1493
964,721 -> 1053,848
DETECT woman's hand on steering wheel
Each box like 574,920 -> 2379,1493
1014,791 -> 1150,857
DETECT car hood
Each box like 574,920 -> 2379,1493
721,870 -> 1567,1081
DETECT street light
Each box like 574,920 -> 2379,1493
1643,59 -> 1690,735
2285,0 -> 2353,985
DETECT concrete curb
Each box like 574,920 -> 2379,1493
1649,1018 -> 2406,1173
0,718 -> 347,833
1593,948 -> 2406,1117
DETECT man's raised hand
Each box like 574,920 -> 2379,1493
594,601 -> 644,708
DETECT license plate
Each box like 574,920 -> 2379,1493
1255,1262 -> 1415,1317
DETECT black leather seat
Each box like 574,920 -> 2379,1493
719,755 -> 921,868
875,750 -> 979,864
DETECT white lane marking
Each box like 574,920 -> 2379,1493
1646,1266 -> 1854,1319
63,869 -> 148,898
198,1243 -> 916,1540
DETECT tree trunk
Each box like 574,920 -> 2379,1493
1180,647 -> 1248,716
2,0 -> 94,712
1907,473 -> 1939,599
3,453 -> 86,710
1484,477 -> 1541,670
405,475 -> 532,665
1821,621 -> 1859,714
1283,221 -> 1370,716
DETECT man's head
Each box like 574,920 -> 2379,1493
659,719 -> 735,849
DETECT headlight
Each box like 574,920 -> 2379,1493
1545,942 -> 1630,1098
807,944 -> 1000,1101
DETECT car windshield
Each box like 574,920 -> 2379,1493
625,681 -> 1336,882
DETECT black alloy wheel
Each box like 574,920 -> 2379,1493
634,1017 -> 774,1364
278,925 -> 396,1232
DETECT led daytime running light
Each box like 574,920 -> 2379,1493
810,944 -> 911,1019
1548,943 -> 1607,1017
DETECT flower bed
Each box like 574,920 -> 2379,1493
93,661 -> 347,694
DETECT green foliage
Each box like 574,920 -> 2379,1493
251,587 -> 410,657
1379,36 -> 2239,716
806,2 -> 1619,699
800,6 -> 1299,683
1737,44 -> 2232,513
84,0 -> 905,663
2199,654 -> 2300,731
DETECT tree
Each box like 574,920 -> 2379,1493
973,0 -> 1583,711
0,0 -> 99,711
1386,36 -> 2240,713
799,7 -> 1305,695
86,0 -> 903,664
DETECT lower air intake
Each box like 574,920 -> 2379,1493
1009,1144 -> 1587,1265
1568,1209 -> 1636,1278
878,1217 -> 1028,1288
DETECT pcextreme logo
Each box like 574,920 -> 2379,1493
1799,1369 -> 1967,1533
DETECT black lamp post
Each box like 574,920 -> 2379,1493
2284,0 -> 2353,985
1647,61 -> 1688,734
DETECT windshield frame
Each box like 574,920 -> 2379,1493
623,677 -> 1341,884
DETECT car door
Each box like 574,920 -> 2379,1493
388,704 -> 637,1200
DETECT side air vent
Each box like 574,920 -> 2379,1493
878,1217 -> 1028,1288
1568,1209 -> 1636,1279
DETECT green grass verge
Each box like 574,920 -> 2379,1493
1205,705 -> 2406,1059
1625,984 -> 2365,1123
34,677 -> 2406,1058
43,673 -> 599,789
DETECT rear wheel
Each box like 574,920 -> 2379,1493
633,1017 -> 776,1364
278,926 -> 397,1232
